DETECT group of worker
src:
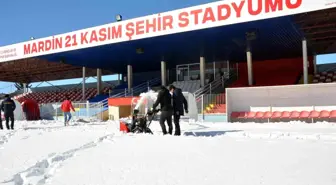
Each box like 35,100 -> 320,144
1,85 -> 187,135
152,84 -> 188,135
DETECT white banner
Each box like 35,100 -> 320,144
0,0 -> 335,63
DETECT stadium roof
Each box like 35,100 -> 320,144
0,58 -> 112,83
0,0 -> 335,83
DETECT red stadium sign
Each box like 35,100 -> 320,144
0,0 -> 335,62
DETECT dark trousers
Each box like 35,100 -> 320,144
160,111 -> 173,135
173,114 -> 181,136
1,114 -> 14,130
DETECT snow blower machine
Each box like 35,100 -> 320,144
119,109 -> 159,134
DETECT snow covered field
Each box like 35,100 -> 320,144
1,120 -> 336,185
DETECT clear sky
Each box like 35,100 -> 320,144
0,0 -> 335,93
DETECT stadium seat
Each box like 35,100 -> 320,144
237,112 -> 247,120
245,112 -> 256,122
271,111 -> 282,121
308,110 -> 320,123
329,110 -> 336,122
263,111 -> 272,120
319,110 -> 330,118
280,111 -> 291,118
289,111 -> 300,119
15,87 -> 110,104
255,112 -> 265,119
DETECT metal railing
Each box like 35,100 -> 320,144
40,101 -> 106,122
194,70 -> 237,101
197,93 -> 226,115
109,78 -> 161,98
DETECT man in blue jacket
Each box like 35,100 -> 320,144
1,94 -> 16,130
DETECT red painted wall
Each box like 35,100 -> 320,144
231,57 -> 313,87
108,97 -> 140,106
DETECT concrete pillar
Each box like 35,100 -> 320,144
23,83 -> 27,93
302,39 -> 308,84
117,74 -> 121,85
200,56 -> 205,87
161,61 -> 167,86
246,47 -> 253,86
127,65 -> 133,92
97,68 -> 102,95
82,67 -> 86,100
213,62 -> 216,80
313,54 -> 317,74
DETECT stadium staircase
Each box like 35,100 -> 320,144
193,71 -> 237,114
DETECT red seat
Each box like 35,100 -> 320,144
246,112 -> 256,119
280,111 -> 291,118
255,112 -> 265,119
299,111 -> 310,118
309,111 -> 320,118
319,110 -> 330,118
289,111 -> 300,119
330,110 -> 336,118
271,111 -> 282,119
263,111 -> 272,119
237,112 -> 248,119
231,112 -> 240,118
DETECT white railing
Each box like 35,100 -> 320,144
40,101 -> 105,122
197,93 -> 226,115
109,78 -> 161,98
194,70 -> 237,101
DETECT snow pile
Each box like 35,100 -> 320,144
1,121 -> 336,185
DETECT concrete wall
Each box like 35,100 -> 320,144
226,83 -> 336,122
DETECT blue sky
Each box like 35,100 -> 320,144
0,0 -> 335,93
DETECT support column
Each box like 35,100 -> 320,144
23,83 -> 27,93
82,67 -> 86,100
117,74 -> 121,85
302,39 -> 308,84
200,56 -> 205,87
246,47 -> 253,86
213,62 -> 216,80
313,54 -> 317,74
97,68 -> 102,95
161,61 -> 167,86
127,65 -> 133,92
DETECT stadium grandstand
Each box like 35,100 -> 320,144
0,0 -> 335,122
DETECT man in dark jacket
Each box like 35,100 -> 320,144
1,94 -> 16,130
0,102 -> 2,130
168,85 -> 188,136
152,86 -> 173,135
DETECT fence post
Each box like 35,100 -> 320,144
86,101 -> 90,118
147,81 -> 150,91
210,83 -> 212,95
201,94 -> 204,121
55,104 -> 58,121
